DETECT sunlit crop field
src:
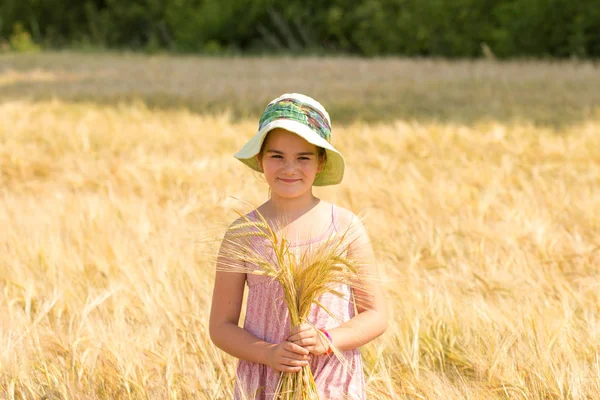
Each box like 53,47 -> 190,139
1,54 -> 600,399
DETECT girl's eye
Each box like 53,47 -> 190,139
298,157 -> 310,160
271,155 -> 283,159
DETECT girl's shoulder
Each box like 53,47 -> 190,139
325,202 -> 366,236
227,200 -> 270,228
328,204 -> 374,260
222,210 -> 268,247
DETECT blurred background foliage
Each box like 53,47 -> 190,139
0,0 -> 599,57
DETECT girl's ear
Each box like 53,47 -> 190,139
317,153 -> 326,173
256,153 -> 263,172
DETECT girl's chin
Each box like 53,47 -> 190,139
270,187 -> 311,199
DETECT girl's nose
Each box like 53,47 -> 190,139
282,160 -> 297,173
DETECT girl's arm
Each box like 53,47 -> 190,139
209,229 -> 310,372
289,216 -> 388,353
326,217 -> 388,351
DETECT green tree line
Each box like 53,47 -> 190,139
1,0 -> 599,57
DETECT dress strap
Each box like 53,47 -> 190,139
249,209 -> 260,221
331,203 -> 339,234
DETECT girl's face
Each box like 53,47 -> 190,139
257,128 -> 324,200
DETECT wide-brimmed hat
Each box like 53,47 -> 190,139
234,93 -> 345,186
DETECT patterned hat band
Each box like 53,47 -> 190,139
258,98 -> 332,143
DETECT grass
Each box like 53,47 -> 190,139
1,53 -> 600,399
1,52 -> 600,126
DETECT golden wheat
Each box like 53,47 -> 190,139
1,90 -> 599,399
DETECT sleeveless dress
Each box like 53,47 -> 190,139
234,204 -> 366,400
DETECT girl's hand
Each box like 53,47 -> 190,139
266,341 -> 310,372
287,323 -> 330,355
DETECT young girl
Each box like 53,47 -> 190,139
209,93 -> 388,399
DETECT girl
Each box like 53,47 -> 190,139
209,93 -> 387,399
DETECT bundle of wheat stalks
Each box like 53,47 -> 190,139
219,209 -> 366,399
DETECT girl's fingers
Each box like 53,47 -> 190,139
281,357 -> 309,367
288,323 -> 313,336
278,365 -> 303,373
287,333 -> 298,342
282,349 -> 310,360
287,332 -> 304,342
291,337 -> 316,347
284,341 -> 309,355
288,326 -> 316,342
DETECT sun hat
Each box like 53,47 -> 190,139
234,93 -> 345,186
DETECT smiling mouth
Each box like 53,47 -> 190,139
278,178 -> 301,183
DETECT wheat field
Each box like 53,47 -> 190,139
1,55 -> 600,399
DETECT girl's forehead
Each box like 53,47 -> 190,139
264,129 -> 315,150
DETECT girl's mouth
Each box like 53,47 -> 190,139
279,178 -> 301,183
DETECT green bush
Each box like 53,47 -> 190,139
0,0 -> 599,57
9,22 -> 40,52
164,0 -> 274,52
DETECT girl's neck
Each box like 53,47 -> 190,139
265,193 -> 320,221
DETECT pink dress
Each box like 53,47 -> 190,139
234,205 -> 366,400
